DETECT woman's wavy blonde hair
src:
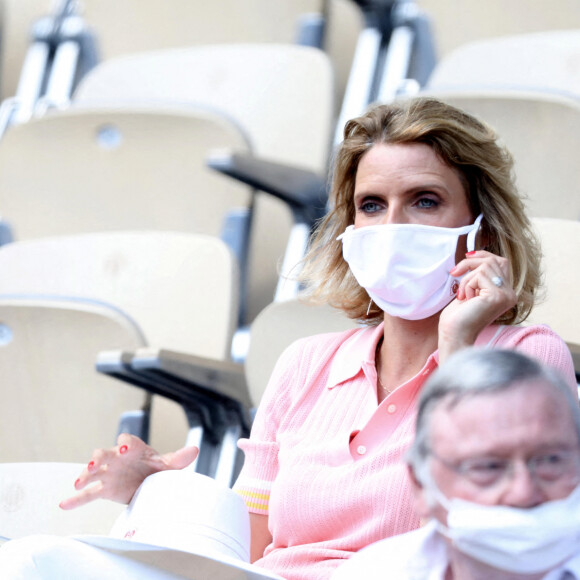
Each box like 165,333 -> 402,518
299,97 -> 541,326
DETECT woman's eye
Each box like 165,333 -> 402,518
360,201 -> 382,213
416,197 -> 438,209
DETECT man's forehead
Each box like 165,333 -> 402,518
427,381 -> 577,457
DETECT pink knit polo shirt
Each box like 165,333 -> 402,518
234,323 -> 576,580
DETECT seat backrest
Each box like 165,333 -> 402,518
526,218 -> 580,374
0,106 -> 249,242
245,299 -> 357,406
416,0 -> 580,60
73,43 -> 334,172
427,30 -> 580,99
79,0 -> 323,54
0,296 -> 148,461
77,0 -> 359,114
0,462 -> 124,539
417,90 -> 580,220
0,231 -> 239,359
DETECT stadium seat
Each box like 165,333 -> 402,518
527,217 -> 580,378
0,107 -> 249,241
73,44 -> 333,172
244,299 -> 358,406
0,232 -> 242,454
427,29 -> 580,99
416,0 -> 580,60
0,296 -> 147,462
416,90 -> 580,220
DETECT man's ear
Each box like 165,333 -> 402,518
407,464 -> 434,520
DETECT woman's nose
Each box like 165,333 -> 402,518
380,206 -> 406,225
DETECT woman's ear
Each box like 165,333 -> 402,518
476,220 -> 491,250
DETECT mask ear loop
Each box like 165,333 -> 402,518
467,214 -> 484,252
421,470 -> 454,534
366,299 -> 374,316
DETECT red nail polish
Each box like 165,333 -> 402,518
466,251 -> 477,257
88,461 -> 94,470
119,445 -> 128,454
74,478 -> 80,488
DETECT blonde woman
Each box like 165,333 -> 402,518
60,98 -> 575,580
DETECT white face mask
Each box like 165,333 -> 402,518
338,215 -> 483,320
434,484 -> 580,574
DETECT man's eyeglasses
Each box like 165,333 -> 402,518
428,449 -> 580,488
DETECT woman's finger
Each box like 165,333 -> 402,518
161,446 -> 199,470
72,448 -> 113,491
450,250 -> 508,278
452,253 -> 511,301
59,480 -> 105,510
458,263 -> 507,300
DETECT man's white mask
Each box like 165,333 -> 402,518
338,215 -> 483,320
434,484 -> 580,574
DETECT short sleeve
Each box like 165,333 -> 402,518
495,324 -> 577,393
233,337 -> 307,515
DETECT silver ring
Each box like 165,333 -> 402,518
491,276 -> 504,288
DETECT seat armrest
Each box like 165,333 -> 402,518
97,349 -> 252,436
207,150 -> 328,225
130,348 -> 250,407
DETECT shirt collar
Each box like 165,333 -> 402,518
324,322 -> 504,392
326,322 -> 385,389
543,553 -> 580,580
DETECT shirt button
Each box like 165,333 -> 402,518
387,404 -> 397,414
357,445 -> 367,455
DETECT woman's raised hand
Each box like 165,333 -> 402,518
59,433 -> 199,510
438,250 -> 517,361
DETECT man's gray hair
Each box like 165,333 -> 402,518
407,348 -> 580,485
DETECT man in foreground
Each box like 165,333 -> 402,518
333,348 -> 580,580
